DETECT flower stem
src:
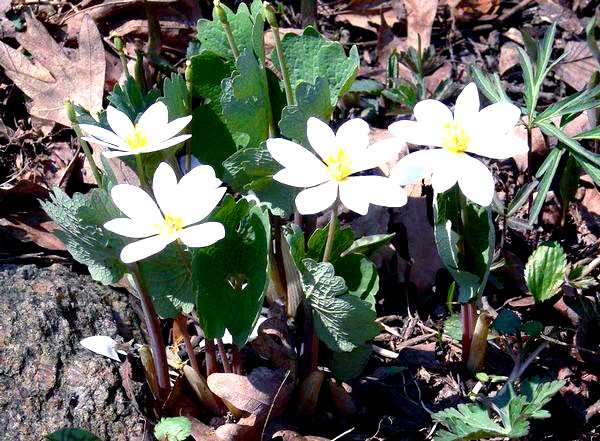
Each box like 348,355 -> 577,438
135,154 -> 148,188
130,264 -> 170,400
174,315 -> 201,376
270,25 -> 294,106
216,338 -> 231,373
184,60 -> 194,173
65,101 -> 102,187
214,0 -> 239,59
322,202 -> 338,263
205,339 -> 218,376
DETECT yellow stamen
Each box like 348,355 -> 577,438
156,214 -> 184,237
441,121 -> 470,154
125,125 -> 149,151
324,148 -> 353,182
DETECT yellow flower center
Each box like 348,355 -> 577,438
125,125 -> 149,151
324,148 -> 353,182
441,121 -> 470,154
156,213 -> 184,237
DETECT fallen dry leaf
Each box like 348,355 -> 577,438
403,0 -> 438,50
335,8 -> 399,34
0,12 -> 105,126
582,188 -> 600,217
207,368 -> 292,420
538,0 -> 584,34
499,42 -> 520,76
449,0 -> 500,21
555,41 -> 600,91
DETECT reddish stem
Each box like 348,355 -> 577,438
217,339 -> 231,373
231,345 -> 242,374
175,315 -> 201,376
461,302 -> 476,363
205,339 -> 219,376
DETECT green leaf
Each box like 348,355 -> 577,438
537,119 -> 600,168
529,147 -> 564,224
534,85 -> 600,125
195,2 -> 261,61
221,48 -> 272,149
192,197 -> 270,346
188,51 -> 233,105
137,244 -> 194,318
154,417 -> 192,441
222,143 -> 297,217
517,46 -> 536,114
349,78 -> 383,95
470,66 -> 511,104
276,27 -> 359,106
340,233 -> 395,258
506,181 -> 538,217
573,125 -> 600,140
46,429 -> 101,441
159,73 -> 189,119
40,188 -> 127,285
279,77 -> 333,147
306,218 -> 355,263
525,241 -> 567,303
493,309 -> 522,335
522,320 -> 544,337
302,259 -> 380,352
331,344 -> 372,381
108,76 -> 160,121
334,254 -> 378,309
559,153 -> 581,209
433,185 -> 495,302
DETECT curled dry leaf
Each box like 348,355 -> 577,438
207,367 -> 292,420
0,12 -> 105,126
555,41 -> 600,91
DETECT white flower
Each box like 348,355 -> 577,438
80,102 -> 192,158
389,82 -> 528,206
104,162 -> 226,263
267,117 -> 407,215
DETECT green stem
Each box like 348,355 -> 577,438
322,202 -> 338,263
184,61 -> 194,173
135,154 -> 148,188
215,1 -> 239,59
271,26 -> 294,106
66,102 -> 102,187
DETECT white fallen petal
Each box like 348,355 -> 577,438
80,335 -> 121,361
295,181 -> 338,215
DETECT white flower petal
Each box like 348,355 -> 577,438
178,222 -> 225,247
81,136 -> 129,151
388,120 -> 444,147
110,184 -> 164,224
351,175 -> 408,208
273,167 -> 329,188
104,218 -> 157,238
413,99 -> 453,127
120,235 -> 172,263
390,149 -> 445,185
306,117 -> 336,160
79,124 -> 126,148
80,335 -> 120,361
142,134 -> 191,153
152,162 -> 178,215
454,82 -> 480,124
467,133 -> 529,159
475,102 -> 521,135
431,159 -> 459,193
179,187 -> 226,226
178,164 -> 222,192
335,118 -> 370,153
266,137 -> 328,172
457,154 -> 495,206
102,149 -> 135,158
138,101 -> 169,132
156,116 -> 192,143
295,181 -> 338,215
351,137 -> 407,173
106,106 -> 134,139
339,177 -> 371,215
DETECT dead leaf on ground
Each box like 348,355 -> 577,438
555,41 -> 600,91
582,188 -> 600,217
538,0 -> 584,34
271,430 -> 330,441
207,367 -> 292,420
499,42 -> 520,76
335,8 -> 399,34
403,0 -> 438,50
189,417 -> 220,441
449,0 -> 500,21
0,12 -> 105,126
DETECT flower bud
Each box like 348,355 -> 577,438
214,0 -> 227,24
262,2 -> 278,28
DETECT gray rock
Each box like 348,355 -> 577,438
0,263 -> 145,441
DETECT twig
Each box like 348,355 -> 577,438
331,427 -> 355,441
261,370 -> 291,441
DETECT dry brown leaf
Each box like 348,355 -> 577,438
538,0 -> 584,34
499,42 -> 520,76
0,12 -> 105,126
335,8 -> 399,33
582,188 -> 600,217
271,430 -> 330,441
555,41 -> 600,91
403,0 -> 438,50
207,368 -> 292,420
449,0 -> 500,21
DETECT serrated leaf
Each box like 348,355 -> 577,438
40,187 -> 127,285
195,1 -> 261,61
46,428 -> 101,441
279,77 -> 333,147
159,73 -> 189,120
276,27 -> 359,106
525,242 -> 567,303
221,48 -> 272,149
302,259 -> 380,352
192,197 -> 270,346
108,75 -> 160,121
154,417 -> 192,441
